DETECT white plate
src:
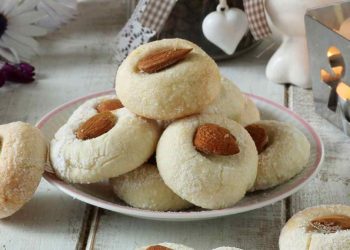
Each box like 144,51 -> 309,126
38,90 -> 324,221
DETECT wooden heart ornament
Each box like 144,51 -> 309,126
202,6 -> 249,55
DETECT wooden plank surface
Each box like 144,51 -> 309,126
90,40 -> 287,250
3,0 -> 347,249
288,87 -> 350,215
91,205 -> 284,250
0,1 -> 126,249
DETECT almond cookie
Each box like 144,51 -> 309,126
246,120 -> 310,191
137,243 -> 194,250
279,205 -> 350,250
110,163 -> 192,211
212,247 -> 243,250
50,95 -> 160,184
157,114 -> 258,209
202,77 -> 245,120
235,96 -> 260,126
0,122 -> 47,219
115,38 -> 221,120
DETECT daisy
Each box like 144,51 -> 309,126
37,0 -> 77,32
0,0 -> 47,62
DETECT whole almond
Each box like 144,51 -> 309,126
146,245 -> 172,250
193,123 -> 240,156
308,215 -> 350,233
76,112 -> 116,140
96,99 -> 123,113
137,48 -> 192,73
245,124 -> 269,154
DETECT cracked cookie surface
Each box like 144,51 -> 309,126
50,95 -> 160,184
156,114 -> 258,209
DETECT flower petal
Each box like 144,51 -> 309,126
5,30 -> 39,51
60,0 -> 78,9
8,0 -> 39,17
1,0 -> 18,16
0,44 -> 20,63
8,11 -> 47,25
7,23 -> 47,37
43,1 -> 77,19
0,38 -> 26,57
38,4 -> 62,23
0,46 -> 17,63
1,35 -> 36,59
36,0 -> 77,30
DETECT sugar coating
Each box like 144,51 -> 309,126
115,38 -> 221,120
157,114 -> 258,209
279,205 -> 350,250
50,95 -> 160,184
249,120 -> 310,191
202,76 -> 245,120
110,164 -> 192,211
309,230 -> 350,250
0,122 -> 47,218
235,96 -> 260,126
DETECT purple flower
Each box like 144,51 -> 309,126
0,62 -> 35,87
0,70 -> 5,87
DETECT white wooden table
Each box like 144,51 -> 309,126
0,1 -> 349,249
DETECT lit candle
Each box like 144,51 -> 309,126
321,47 -> 344,84
336,82 -> 350,100
336,82 -> 350,120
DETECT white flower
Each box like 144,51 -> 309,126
37,0 -> 77,32
0,0 -> 48,62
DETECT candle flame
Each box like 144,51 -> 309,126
321,66 -> 343,84
336,82 -> 350,100
327,47 -> 341,57
322,47 -> 344,84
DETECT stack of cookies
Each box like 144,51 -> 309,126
50,38 -> 311,211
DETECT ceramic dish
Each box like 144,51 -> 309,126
38,90 -> 324,221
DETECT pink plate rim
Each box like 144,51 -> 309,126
37,89 -> 324,221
